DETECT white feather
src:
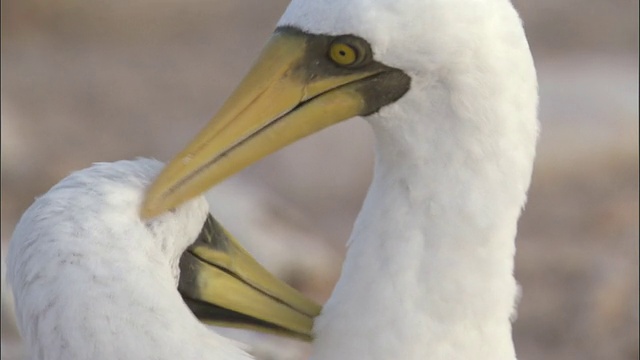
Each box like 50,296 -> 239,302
7,158 -> 252,360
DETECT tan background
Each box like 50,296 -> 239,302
1,1 -> 638,359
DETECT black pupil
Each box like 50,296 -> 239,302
339,50 -> 346,56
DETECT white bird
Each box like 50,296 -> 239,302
145,0 -> 540,359
7,158 -> 321,360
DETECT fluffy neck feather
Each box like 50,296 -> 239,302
7,160 -> 251,360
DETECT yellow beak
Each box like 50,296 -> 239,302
141,27 -> 409,218
179,214 -> 321,340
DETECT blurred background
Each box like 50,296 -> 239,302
1,0 -> 638,359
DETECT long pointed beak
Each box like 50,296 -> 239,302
141,27 -> 409,218
179,214 -> 321,340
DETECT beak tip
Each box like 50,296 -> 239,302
141,176 -> 179,219
139,204 -> 157,220
139,193 -> 165,220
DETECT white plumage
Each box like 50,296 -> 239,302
7,159 -> 252,360
279,1 -> 538,359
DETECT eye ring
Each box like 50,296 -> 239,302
328,37 -> 370,68
329,42 -> 358,66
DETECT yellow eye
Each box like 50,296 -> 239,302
329,42 -> 358,66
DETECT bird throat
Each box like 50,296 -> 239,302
310,97 -> 532,360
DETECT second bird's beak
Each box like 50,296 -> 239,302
179,214 -> 321,340
141,27 -> 409,218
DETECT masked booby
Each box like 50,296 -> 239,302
7,158 -> 320,359
143,0 -> 539,359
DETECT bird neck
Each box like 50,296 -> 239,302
312,77 -> 537,359
10,226 -> 248,360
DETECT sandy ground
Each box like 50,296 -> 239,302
1,1 -> 638,359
